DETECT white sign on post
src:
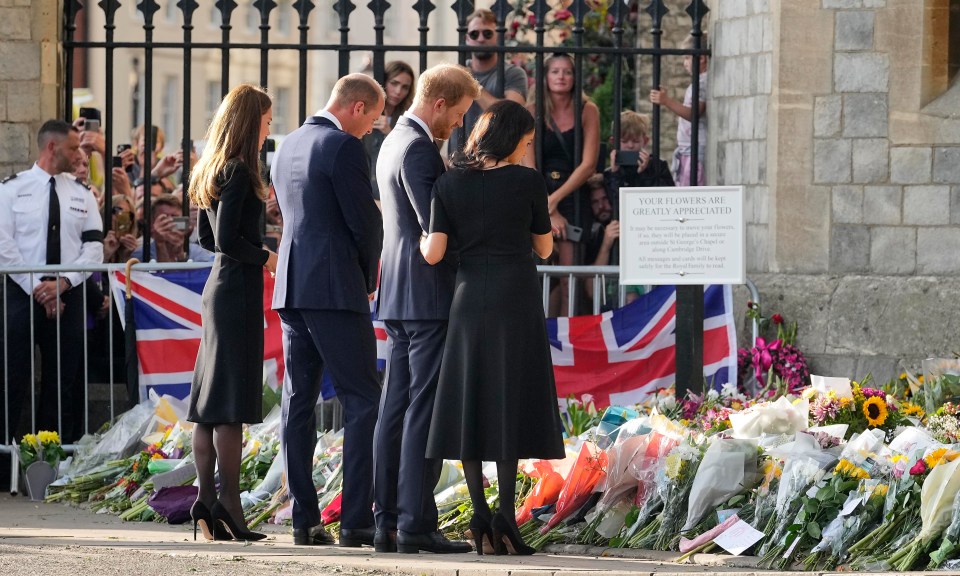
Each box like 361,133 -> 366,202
619,186 -> 745,285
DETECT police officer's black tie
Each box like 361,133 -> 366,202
46,176 -> 61,265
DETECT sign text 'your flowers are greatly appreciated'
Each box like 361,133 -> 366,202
619,186 -> 745,285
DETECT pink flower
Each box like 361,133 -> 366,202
751,337 -> 782,383
910,459 -> 928,476
554,8 -> 573,21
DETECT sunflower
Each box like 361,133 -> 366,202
862,396 -> 888,427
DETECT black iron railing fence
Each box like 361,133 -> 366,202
62,0 -> 708,256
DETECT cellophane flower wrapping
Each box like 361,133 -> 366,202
682,436 -> 760,531
539,441 -> 607,534
758,431 -> 837,555
729,396 -> 808,439
640,439 -> 704,550
927,487 -> 960,568
64,398 -> 157,477
922,358 -> 960,416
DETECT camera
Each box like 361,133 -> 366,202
615,150 -> 640,167
565,223 -> 583,243
112,155 -> 123,168
83,118 -> 101,132
171,216 -> 190,231
117,143 -> 132,154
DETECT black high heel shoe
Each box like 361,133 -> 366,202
211,501 -> 267,541
468,514 -> 495,556
191,501 -> 215,541
491,512 -> 535,556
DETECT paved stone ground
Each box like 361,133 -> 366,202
0,494 -> 952,576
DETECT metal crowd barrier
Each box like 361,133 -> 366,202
3,262 -> 758,493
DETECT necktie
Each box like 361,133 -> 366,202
46,176 -> 61,265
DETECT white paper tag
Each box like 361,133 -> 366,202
838,496 -> 861,517
783,533 -> 801,559
713,520 -> 766,556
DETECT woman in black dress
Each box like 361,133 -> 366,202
420,101 -> 565,556
186,84 -> 278,541
525,53 -> 600,316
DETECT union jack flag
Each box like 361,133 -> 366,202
110,268 -> 388,402
547,284 -> 737,409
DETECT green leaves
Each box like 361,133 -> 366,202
806,522 -> 822,539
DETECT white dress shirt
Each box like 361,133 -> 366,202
403,111 -> 433,141
317,109 -> 343,131
0,164 -> 104,294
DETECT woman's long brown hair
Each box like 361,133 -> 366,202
189,84 -> 272,209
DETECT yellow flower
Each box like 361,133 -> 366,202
21,433 -> 39,448
37,430 -> 60,445
900,402 -> 925,418
899,372 -> 908,380
731,401 -> 743,411
151,452 -> 164,460
919,375 -> 925,383
924,448 -> 960,469
665,453 -> 683,480
802,388 -> 817,400
873,484 -> 889,498
862,397 -> 888,427
891,454 -> 908,464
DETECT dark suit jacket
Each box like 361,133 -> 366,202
271,116 -> 383,313
375,116 -> 456,321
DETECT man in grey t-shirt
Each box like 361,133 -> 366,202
448,8 -> 528,155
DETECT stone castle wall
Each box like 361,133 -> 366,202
0,0 -> 60,176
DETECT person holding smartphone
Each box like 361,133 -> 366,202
604,110 -> 675,199
130,193 -> 214,262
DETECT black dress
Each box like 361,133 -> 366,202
425,165 -> 566,461
188,161 -> 269,424
542,127 -> 592,231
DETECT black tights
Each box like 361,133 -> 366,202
193,422 -> 245,525
462,459 -> 518,524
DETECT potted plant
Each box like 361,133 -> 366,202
19,431 -> 66,500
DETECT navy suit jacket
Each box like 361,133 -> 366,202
271,116 -> 383,313
375,116 -> 456,321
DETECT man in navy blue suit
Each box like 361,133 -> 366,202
373,64 -> 480,554
272,74 -> 384,547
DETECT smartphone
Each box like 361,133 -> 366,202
615,150 -> 639,166
264,137 -> 276,153
113,211 -> 133,234
565,223 -> 583,243
84,118 -> 101,132
112,155 -> 123,168
117,143 -> 132,154
78,107 -> 101,122
171,216 -> 190,231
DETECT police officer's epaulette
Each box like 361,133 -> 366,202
1,173 -> 17,184
73,176 -> 91,190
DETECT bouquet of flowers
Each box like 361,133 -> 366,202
927,488 -> 960,568
632,439 -> 704,550
19,431 -> 66,470
887,448 -> 960,570
921,358 -> 960,416
801,478 -> 889,570
737,303 -> 809,397
682,437 -> 760,532
927,402 -> 960,444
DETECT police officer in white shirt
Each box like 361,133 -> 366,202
0,120 -> 104,442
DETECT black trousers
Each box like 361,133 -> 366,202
278,308 -> 381,530
373,319 -> 446,534
1,277 -> 85,442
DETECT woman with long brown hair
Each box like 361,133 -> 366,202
364,60 -> 416,203
187,83 -> 278,542
524,52 -> 600,316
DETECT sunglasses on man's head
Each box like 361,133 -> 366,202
468,29 -> 494,40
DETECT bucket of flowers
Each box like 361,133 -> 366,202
18,431 -> 66,501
